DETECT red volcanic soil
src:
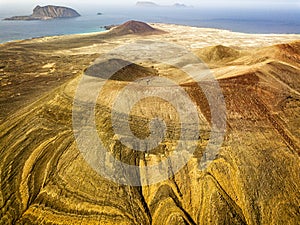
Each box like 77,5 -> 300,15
108,20 -> 166,36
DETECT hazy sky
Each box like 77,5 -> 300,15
0,0 -> 299,14
1,0 -> 299,7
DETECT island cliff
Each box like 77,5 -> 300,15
4,5 -> 80,21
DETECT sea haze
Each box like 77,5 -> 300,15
0,5 -> 299,43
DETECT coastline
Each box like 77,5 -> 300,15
0,29 -> 107,45
1,23 -> 300,47
1,4 -> 300,44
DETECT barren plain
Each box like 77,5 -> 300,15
0,22 -> 300,224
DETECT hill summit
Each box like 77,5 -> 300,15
108,20 -> 165,35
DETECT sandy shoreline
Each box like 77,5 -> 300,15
2,23 -> 300,48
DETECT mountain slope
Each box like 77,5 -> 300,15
0,25 -> 299,224
108,20 -> 165,36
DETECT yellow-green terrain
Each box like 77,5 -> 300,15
0,21 -> 300,224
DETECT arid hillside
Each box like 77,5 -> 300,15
0,21 -> 299,225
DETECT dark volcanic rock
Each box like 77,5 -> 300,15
4,5 -> 80,20
103,25 -> 117,30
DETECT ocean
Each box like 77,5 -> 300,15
0,5 -> 300,43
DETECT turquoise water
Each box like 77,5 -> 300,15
1,6 -> 300,43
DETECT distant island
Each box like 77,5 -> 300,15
136,1 -> 159,7
136,1 -> 189,7
173,3 -> 188,7
4,5 -> 80,21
